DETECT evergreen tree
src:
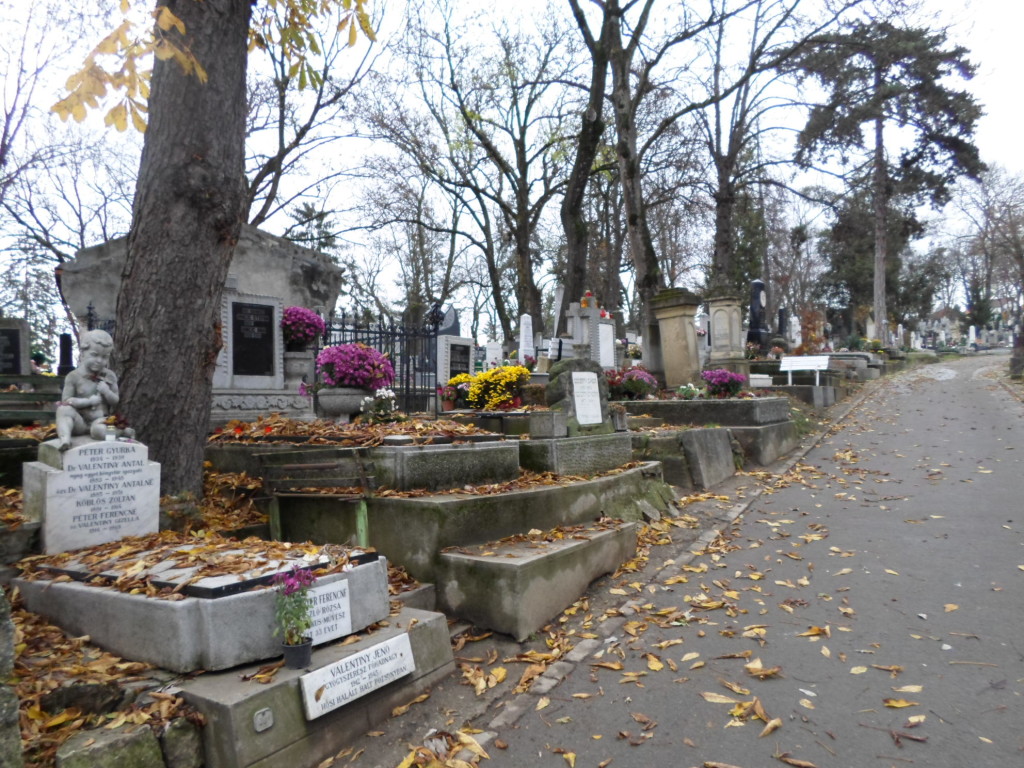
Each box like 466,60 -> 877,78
796,20 -> 984,339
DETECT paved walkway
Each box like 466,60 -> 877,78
353,355 -> 1024,768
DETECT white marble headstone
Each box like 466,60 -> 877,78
519,314 -> 535,362
485,342 -> 503,369
37,440 -> 160,554
598,323 -> 615,368
571,372 -> 603,426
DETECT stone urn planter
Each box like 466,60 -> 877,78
316,387 -> 370,422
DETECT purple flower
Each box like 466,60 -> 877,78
281,306 -> 326,346
316,343 -> 395,389
700,368 -> 747,397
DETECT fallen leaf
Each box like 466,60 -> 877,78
799,698 -> 815,710
391,692 -> 430,717
536,697 -> 551,711
759,717 -> 782,737
700,691 -> 740,704
850,666 -> 868,674
883,698 -> 919,708
892,685 -> 923,693
944,604 -> 959,612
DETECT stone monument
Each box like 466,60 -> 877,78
23,331 -> 160,554
650,288 -> 700,388
544,359 -> 612,437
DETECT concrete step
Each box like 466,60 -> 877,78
176,606 -> 454,768
437,520 -> 639,641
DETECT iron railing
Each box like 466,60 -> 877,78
318,307 -> 442,414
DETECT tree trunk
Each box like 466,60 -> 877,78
609,22 -> 663,350
117,0 -> 252,497
710,166 -> 737,295
871,87 -> 888,344
559,0 -> 614,334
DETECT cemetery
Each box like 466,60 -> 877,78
0,262 -> 955,768
0,273 -> 948,767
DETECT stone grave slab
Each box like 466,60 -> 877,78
14,547 -> 389,672
178,607 -> 453,768
23,439 -> 160,554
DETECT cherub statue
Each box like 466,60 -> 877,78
55,330 -> 133,450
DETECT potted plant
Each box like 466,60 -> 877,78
281,307 -> 326,351
314,343 -> 395,420
271,566 -> 315,669
700,368 -> 747,398
466,365 -> 531,410
437,383 -> 459,411
605,366 -> 658,400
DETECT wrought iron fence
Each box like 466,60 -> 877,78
318,308 -> 442,414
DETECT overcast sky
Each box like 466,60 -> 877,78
931,0 -> 1024,173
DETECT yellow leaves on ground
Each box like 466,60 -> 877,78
460,665 -> 506,696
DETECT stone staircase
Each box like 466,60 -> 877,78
247,437 -> 673,641
0,374 -> 61,426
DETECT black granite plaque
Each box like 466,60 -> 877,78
0,328 -> 21,374
449,343 -> 471,377
232,302 -> 275,377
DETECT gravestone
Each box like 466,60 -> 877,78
650,288 -> 700,388
598,323 -> 615,368
518,314 -> 535,363
708,295 -> 744,362
0,318 -> 29,375
545,359 -> 612,436
485,342 -> 503,369
437,335 -> 474,383
23,439 -> 160,554
746,279 -> 770,350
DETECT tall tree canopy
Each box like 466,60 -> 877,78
796,19 -> 984,339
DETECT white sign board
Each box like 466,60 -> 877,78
41,441 -> 160,554
571,372 -> 603,426
300,633 -> 415,719
598,323 -> 615,368
308,580 -> 353,645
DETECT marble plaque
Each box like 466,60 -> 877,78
308,579 -> 353,645
571,372 -> 603,425
0,328 -> 22,374
300,633 -> 415,719
41,441 -> 160,554
232,302 -> 275,377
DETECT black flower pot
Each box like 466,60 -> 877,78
282,638 -> 313,669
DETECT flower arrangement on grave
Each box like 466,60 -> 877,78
770,346 -> 785,358
744,341 -> 762,360
315,343 -> 395,391
624,342 -> 643,360
281,306 -> 325,347
580,290 -> 593,308
445,373 -> 474,407
676,383 -> 701,400
605,365 -> 659,400
695,327 -> 707,338
359,388 -> 401,423
701,368 -> 747,398
271,566 -> 315,646
466,365 -> 531,410
509,350 -> 536,371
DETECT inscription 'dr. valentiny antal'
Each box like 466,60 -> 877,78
43,440 -> 160,554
